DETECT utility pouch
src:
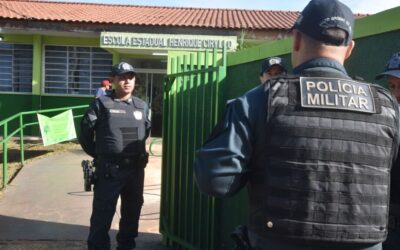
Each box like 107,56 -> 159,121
81,159 -> 96,191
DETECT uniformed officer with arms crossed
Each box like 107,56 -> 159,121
194,1 -> 400,250
259,56 -> 287,84
79,62 -> 151,250
376,52 -> 400,250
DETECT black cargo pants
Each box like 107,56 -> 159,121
87,158 -> 145,250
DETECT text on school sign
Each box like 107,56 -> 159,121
100,32 -> 238,51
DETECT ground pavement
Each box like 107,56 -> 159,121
0,142 -> 168,250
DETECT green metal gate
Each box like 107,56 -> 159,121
160,48 -> 227,250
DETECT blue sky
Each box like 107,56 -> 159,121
48,0 -> 399,14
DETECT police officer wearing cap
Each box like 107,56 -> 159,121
79,62 -> 151,250
259,56 -> 287,84
194,1 -> 400,250
376,52 -> 400,250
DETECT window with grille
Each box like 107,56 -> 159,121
44,45 -> 112,95
0,43 -> 33,93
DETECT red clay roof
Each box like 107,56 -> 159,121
0,0 -> 301,30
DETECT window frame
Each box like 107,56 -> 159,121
42,44 -> 112,97
0,42 -> 34,94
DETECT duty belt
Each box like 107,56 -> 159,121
97,153 -> 148,168
98,155 -> 138,165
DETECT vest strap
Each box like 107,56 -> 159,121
266,147 -> 388,167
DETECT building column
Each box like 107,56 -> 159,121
112,52 -> 121,64
32,34 -> 42,110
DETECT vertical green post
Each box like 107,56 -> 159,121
32,35 -> 43,117
197,51 -> 204,145
181,54 -> 188,241
217,46 -> 227,118
169,56 -> 179,248
204,50 -> 210,140
195,50 -> 203,248
161,54 -> 175,245
32,35 -> 42,95
163,55 -> 176,247
203,49 -> 215,250
212,47 -> 227,249
209,49 -> 219,250
212,49 -> 218,126
222,46 -> 227,67
19,114 -> 25,165
2,123 -> 8,188
112,52 -> 121,65
160,74 -> 168,246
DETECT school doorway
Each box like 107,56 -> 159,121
123,58 -> 167,137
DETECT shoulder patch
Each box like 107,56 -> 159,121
299,77 -> 376,114
133,110 -> 143,120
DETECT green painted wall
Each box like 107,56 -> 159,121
0,94 -> 34,120
40,95 -> 92,110
346,29 -> 400,87
41,36 -> 99,46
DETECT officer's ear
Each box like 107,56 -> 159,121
344,40 -> 355,60
292,30 -> 302,52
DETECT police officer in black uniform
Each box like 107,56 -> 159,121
194,1 -> 400,250
259,56 -> 287,84
79,62 -> 151,250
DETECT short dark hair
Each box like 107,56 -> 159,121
320,28 -> 348,46
301,28 -> 348,47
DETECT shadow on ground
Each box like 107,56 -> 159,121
0,215 -> 167,249
0,149 -> 52,163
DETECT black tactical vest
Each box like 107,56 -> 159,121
248,75 -> 399,244
95,95 -> 147,156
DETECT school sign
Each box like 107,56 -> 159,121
101,32 -> 238,52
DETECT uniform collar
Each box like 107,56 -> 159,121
293,58 -> 348,76
111,92 -> 133,104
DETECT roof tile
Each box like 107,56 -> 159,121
0,0 -> 301,30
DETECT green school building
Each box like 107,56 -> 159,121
0,0 -> 298,136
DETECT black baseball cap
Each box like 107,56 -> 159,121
376,52 -> 400,79
293,0 -> 354,46
260,57 -> 287,76
111,62 -> 136,76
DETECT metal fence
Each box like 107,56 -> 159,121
160,48 -> 227,250
0,105 -> 88,189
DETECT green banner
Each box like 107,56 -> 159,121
37,110 -> 77,146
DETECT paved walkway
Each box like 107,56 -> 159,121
0,144 -> 168,250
